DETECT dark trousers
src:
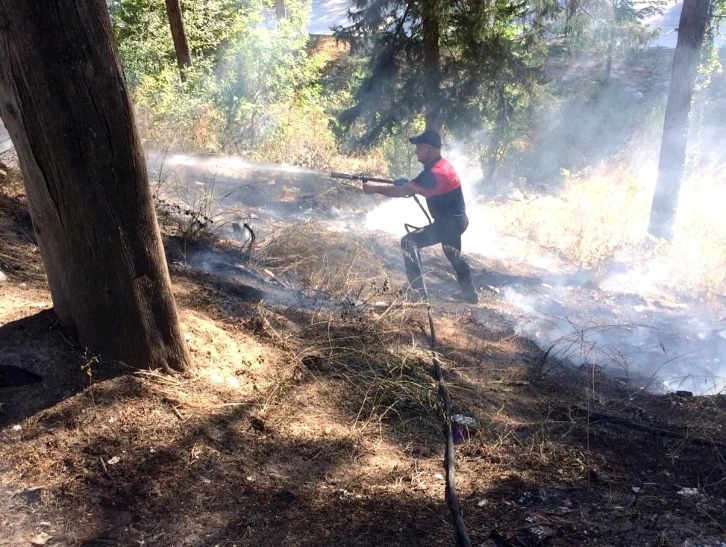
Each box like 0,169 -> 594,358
401,214 -> 473,293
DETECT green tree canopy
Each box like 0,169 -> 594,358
334,0 -> 558,152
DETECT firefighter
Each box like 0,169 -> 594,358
363,130 -> 478,304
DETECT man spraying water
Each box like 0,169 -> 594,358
362,130 -> 478,304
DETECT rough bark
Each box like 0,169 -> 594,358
648,0 -> 711,240
274,0 -> 287,20
0,0 -> 192,372
164,0 -> 192,82
422,0 -> 442,132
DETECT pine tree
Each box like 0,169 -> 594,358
560,0 -> 665,80
334,0 -> 555,162
0,0 -> 192,372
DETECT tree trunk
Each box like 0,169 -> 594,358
422,0 -> 442,132
275,0 -> 287,20
605,27 -> 613,81
164,0 -> 192,82
648,0 -> 711,240
484,86 -> 509,182
0,0 -> 192,373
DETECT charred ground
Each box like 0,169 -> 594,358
1,162 -> 725,547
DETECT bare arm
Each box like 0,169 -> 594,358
362,181 -> 418,198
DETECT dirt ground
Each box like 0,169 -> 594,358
1,165 -> 726,547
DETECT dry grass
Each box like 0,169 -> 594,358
664,162 -> 726,296
487,161 -> 651,274
254,219 -> 395,297
0,167 -> 45,282
486,158 -> 726,298
298,322 -> 438,433
3,154 -> 726,546
152,162 -> 251,241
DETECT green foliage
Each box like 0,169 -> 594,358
109,0 -> 338,162
217,0 -> 316,147
109,0 -> 254,149
332,0 -> 556,179
558,0 -> 663,72
715,0 -> 726,25
330,0 -> 675,180
109,0 -> 252,84
107,0 -> 714,185
697,1 -> 725,92
132,64 -> 227,150
381,122 -> 426,180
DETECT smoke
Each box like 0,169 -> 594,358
362,110 -> 726,395
502,285 -> 726,395
144,69 -> 725,396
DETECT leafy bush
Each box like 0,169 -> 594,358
217,1 -> 313,148
133,65 -> 227,151
111,0 -> 346,165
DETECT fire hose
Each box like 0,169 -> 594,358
406,224 -> 472,547
331,172 -> 471,547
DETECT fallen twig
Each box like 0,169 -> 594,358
99,457 -> 112,480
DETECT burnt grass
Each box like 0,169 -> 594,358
1,170 -> 726,547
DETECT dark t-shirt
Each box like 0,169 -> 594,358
409,157 -> 466,219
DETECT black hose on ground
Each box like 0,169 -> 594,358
406,226 -> 472,547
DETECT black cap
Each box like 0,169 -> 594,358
409,130 -> 442,148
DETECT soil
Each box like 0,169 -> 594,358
1,162 -> 725,547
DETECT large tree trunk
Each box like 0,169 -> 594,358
648,0 -> 711,240
422,0 -> 442,132
0,0 -> 192,372
274,0 -> 287,20
165,0 -> 192,82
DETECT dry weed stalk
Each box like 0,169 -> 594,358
254,220 -> 391,298
527,322 -> 641,382
279,299 -> 439,431
228,292 -> 440,438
